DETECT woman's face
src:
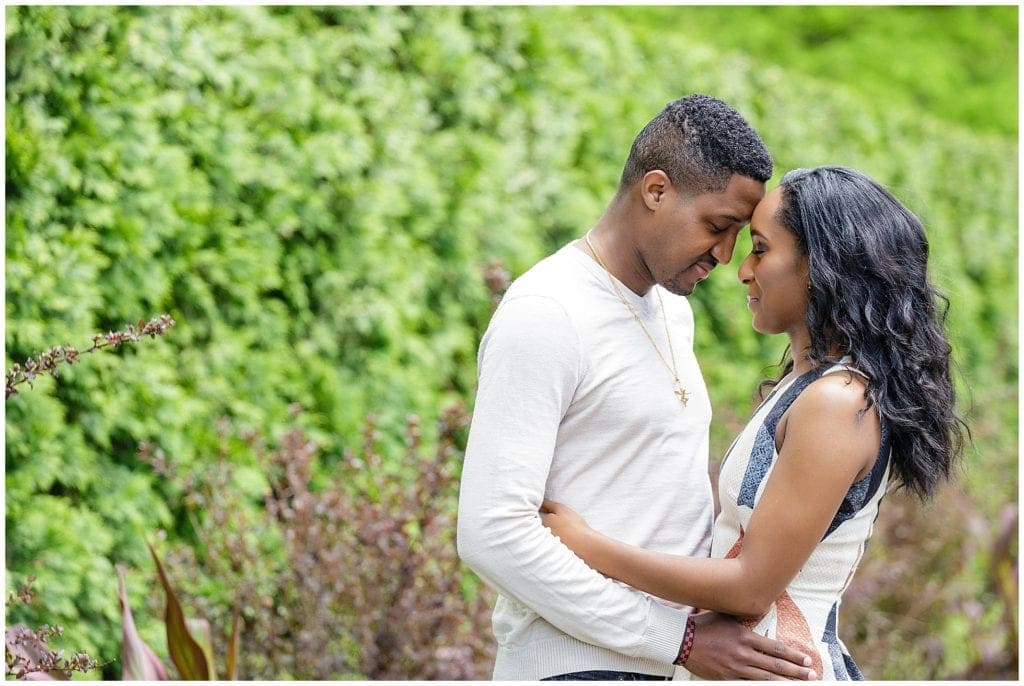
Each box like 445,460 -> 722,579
737,186 -> 811,338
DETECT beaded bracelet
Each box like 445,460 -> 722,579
673,614 -> 697,666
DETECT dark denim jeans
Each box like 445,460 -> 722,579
542,671 -> 671,681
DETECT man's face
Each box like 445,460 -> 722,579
640,174 -> 765,296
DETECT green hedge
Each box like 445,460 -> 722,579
5,5 -> 1016,678
612,5 -> 1018,137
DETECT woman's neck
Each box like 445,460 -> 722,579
788,331 -> 846,375
788,328 -> 814,375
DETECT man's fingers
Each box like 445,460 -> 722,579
747,633 -> 812,669
743,638 -> 816,680
748,658 -> 816,681
764,657 -> 815,681
753,659 -> 815,681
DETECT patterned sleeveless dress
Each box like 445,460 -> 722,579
678,360 -> 891,681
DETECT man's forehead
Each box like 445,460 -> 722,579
708,201 -> 756,224
717,176 -> 765,204
691,175 -> 764,219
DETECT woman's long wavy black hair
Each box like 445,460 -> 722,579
764,166 -> 968,499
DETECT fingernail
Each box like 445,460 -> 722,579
803,657 -> 812,666
809,670 -> 818,680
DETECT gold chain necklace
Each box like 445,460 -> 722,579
584,232 -> 689,406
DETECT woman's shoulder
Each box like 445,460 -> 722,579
780,367 -> 881,476
787,367 -> 880,447
790,368 -> 871,418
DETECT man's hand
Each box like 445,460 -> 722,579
683,612 -> 819,680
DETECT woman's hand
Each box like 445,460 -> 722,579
540,499 -> 598,559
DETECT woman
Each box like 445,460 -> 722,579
541,166 -> 967,680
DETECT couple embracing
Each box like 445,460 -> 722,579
457,95 -> 965,681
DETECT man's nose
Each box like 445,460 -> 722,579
711,230 -> 739,265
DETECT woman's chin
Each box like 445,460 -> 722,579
749,319 -> 776,336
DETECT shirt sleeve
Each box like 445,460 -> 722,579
456,293 -> 688,663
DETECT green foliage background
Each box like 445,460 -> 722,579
5,5 -> 1017,679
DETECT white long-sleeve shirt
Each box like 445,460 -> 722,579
457,242 -> 715,680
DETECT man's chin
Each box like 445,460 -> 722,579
661,279 -> 696,297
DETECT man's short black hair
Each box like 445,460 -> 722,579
619,94 -> 773,196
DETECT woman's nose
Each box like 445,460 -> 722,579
737,253 -> 754,284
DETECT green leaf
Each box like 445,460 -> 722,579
185,618 -> 217,681
224,606 -> 242,681
116,565 -> 169,680
147,541 -> 211,680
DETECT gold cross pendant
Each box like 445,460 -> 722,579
675,386 -> 690,406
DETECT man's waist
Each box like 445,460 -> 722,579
492,626 -> 676,680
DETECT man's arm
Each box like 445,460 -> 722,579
457,293 -> 689,662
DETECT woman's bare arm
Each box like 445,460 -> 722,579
541,374 -> 880,618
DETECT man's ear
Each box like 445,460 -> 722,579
641,170 -> 671,211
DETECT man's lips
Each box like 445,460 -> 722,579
746,294 -> 760,307
691,262 -> 714,280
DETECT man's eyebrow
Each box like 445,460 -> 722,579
723,214 -> 745,224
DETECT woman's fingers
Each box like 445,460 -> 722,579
540,498 -> 560,513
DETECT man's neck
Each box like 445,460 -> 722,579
584,210 -> 654,296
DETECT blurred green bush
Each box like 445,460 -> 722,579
613,5 -> 1018,137
5,5 -> 1016,679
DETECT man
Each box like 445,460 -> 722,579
457,94 -> 817,681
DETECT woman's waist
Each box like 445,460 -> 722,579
740,590 -> 843,646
